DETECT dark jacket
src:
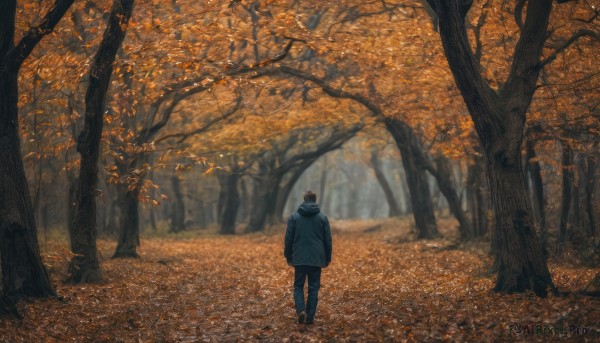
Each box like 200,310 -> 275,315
284,201 -> 332,267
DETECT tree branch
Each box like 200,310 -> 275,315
513,0 -> 525,31
155,96 -> 243,144
137,39 -> 298,144
274,124 -> 362,175
7,0 -> 76,70
272,66 -> 382,115
539,29 -> 600,68
473,0 -> 492,63
503,0 -> 552,96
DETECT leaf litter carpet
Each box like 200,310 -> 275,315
1,219 -> 599,342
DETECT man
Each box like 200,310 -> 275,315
284,191 -> 332,325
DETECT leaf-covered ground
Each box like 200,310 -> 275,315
1,219 -> 599,342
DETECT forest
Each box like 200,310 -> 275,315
0,0 -> 599,341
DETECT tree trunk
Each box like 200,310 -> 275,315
400,148 -> 437,238
571,155 -> 582,235
247,155 -> 280,232
434,156 -> 472,239
487,153 -> 554,295
0,78 -> 55,299
246,175 -> 280,233
371,151 -> 401,217
525,141 -> 547,254
382,117 -> 474,237
66,171 -> 78,239
466,156 -> 489,238
239,176 -> 249,222
148,170 -> 158,232
219,172 -> 240,235
106,196 -> 119,235
0,0 -> 78,310
68,0 -> 134,283
319,155 -> 328,206
112,185 -> 140,258
558,143 -> 574,252
217,175 -> 227,226
386,120 -> 438,238
400,170 -> 412,215
584,151 -> 597,237
170,175 -> 186,233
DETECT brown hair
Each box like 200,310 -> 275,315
303,191 -> 317,202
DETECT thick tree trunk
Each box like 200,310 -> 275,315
525,141 -> 547,254
487,153 -> 554,295
558,143 -> 574,252
219,172 -> 240,235
68,0 -> 134,282
0,70 -> 55,300
371,151 -> 401,217
170,175 -> 186,233
112,185 -> 140,258
68,104 -> 104,282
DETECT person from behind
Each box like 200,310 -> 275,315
284,191 -> 332,325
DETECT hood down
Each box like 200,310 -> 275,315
297,201 -> 320,217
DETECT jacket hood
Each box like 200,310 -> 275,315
298,201 -> 320,216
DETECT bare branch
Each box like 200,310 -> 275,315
155,96 -> 243,144
271,66 -> 382,115
473,0 -> 492,62
539,28 -> 600,68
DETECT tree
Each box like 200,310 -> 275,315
108,39 -> 296,256
268,66 -> 473,239
245,124 -> 363,232
422,0 -> 598,295
0,0 -> 76,309
68,0 -> 135,282
369,149 -> 402,217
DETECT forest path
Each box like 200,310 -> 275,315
1,220 -> 599,342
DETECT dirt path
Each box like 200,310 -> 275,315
1,222 -> 599,342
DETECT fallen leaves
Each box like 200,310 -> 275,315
1,220 -> 599,342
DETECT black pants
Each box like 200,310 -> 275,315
293,265 -> 321,321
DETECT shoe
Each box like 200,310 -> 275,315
297,311 -> 306,324
305,318 -> 314,325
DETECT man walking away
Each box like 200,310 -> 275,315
284,191 -> 332,325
